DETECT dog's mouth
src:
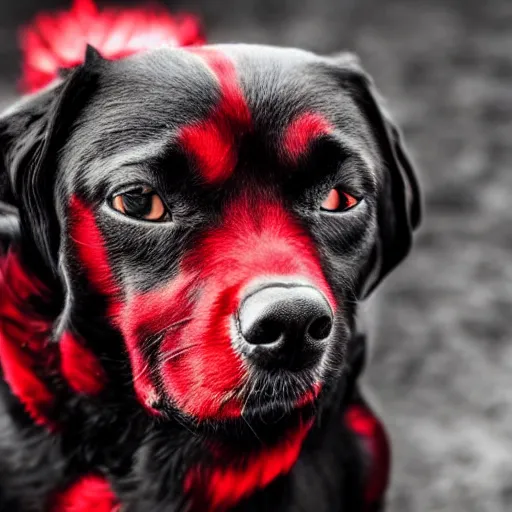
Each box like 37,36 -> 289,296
233,369 -> 322,421
222,363 -> 322,414
154,331 -> 326,427
140,275 -> 336,422
153,311 -> 333,423
146,315 -> 326,421
156,366 -> 323,444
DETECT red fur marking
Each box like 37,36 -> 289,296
186,418 -> 314,510
121,270 -> 245,420
117,195 -> 336,420
282,112 -> 333,163
178,48 -> 252,183
69,196 -> 158,411
20,0 -> 205,93
0,329 -> 54,426
69,195 -> 120,302
51,474 -> 120,512
0,252 -> 56,427
295,381 -> 322,408
345,403 -> 391,508
60,331 -> 106,395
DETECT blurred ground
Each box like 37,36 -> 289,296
1,0 -> 511,510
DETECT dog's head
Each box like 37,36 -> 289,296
0,44 -> 420,426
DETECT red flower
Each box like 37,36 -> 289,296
19,0 -> 205,93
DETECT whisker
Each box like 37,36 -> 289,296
159,340 -> 228,366
141,317 -> 195,354
172,412 -> 198,437
159,344 -> 202,365
69,235 -> 107,249
241,411 -> 262,444
148,316 -> 194,340
131,359 -> 151,384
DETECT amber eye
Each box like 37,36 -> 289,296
111,187 -> 169,222
320,189 -> 359,212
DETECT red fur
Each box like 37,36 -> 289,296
120,267 -> 245,419
118,195 -> 336,420
295,381 -> 322,408
68,195 -> 158,411
68,195 -> 120,302
51,474 -> 120,512
60,331 -> 106,395
20,0 -> 205,93
186,418 -> 314,511
0,252 -> 56,427
345,403 -> 391,508
0,328 -> 54,427
282,112 -> 333,163
178,48 -> 252,183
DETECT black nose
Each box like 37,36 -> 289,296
237,284 -> 333,369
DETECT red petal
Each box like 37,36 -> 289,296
19,0 -> 205,94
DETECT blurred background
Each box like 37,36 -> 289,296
1,0 -> 510,510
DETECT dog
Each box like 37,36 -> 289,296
0,1 -> 421,510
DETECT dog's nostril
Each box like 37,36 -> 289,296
237,284 -> 333,353
307,315 -> 332,341
250,319 -> 284,345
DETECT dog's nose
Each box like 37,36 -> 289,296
237,284 -> 333,368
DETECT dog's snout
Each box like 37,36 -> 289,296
237,283 -> 333,369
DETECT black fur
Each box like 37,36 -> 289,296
0,45 -> 421,511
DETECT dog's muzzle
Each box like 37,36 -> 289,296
235,282 -> 333,371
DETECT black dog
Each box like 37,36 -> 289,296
0,4 -> 421,511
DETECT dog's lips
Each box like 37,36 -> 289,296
158,366 -> 323,422
231,368 -> 323,420
157,326 -> 323,420
156,293 -> 328,421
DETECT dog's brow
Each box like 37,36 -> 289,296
177,48 -> 252,184
281,112 -> 333,164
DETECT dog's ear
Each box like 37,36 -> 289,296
331,53 -> 422,297
0,178 -> 19,253
0,87 -> 57,254
0,46 -> 101,269
0,81 -> 68,267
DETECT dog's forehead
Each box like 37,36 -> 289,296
91,44 -> 362,126
62,44 -> 376,189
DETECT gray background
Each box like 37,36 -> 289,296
1,0 -> 511,510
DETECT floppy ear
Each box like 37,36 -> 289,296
0,177 -> 19,252
0,83 -> 66,267
0,86 -> 57,254
0,46 -> 101,271
331,53 -> 422,297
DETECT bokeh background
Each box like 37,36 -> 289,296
1,0 -> 511,510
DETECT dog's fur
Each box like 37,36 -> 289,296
0,37 -> 421,512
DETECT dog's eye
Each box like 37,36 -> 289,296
111,187 -> 170,222
320,189 -> 359,212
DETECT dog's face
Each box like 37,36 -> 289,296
0,45 -> 420,426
